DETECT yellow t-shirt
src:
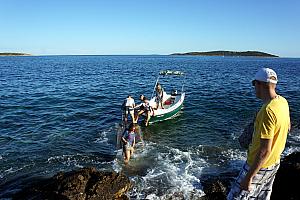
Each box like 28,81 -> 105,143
247,95 -> 290,168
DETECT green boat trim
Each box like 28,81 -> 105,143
149,93 -> 185,123
150,102 -> 183,123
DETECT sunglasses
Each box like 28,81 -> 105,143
252,80 -> 260,86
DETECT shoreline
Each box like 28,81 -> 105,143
1,151 -> 299,199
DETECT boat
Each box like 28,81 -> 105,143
147,70 -> 186,124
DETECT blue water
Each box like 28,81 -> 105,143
1,55 -> 300,199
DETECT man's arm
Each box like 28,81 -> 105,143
240,138 -> 272,191
134,102 -> 142,109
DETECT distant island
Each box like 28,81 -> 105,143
0,52 -> 31,56
171,51 -> 278,57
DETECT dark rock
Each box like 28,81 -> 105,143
199,179 -> 227,200
13,167 -> 132,200
203,180 -> 226,195
271,152 -> 300,200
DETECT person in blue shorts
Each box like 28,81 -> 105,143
121,123 -> 136,164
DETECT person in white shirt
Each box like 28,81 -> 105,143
122,95 -> 136,124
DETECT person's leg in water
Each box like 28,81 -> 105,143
130,146 -> 134,156
145,111 -> 151,126
124,149 -> 131,164
122,145 -> 126,160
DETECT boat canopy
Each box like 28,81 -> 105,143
159,70 -> 184,76
151,69 -> 185,100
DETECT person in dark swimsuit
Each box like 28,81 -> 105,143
135,95 -> 153,126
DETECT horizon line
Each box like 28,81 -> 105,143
1,52 -> 300,58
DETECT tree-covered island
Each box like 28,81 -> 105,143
0,52 -> 32,56
171,51 -> 278,57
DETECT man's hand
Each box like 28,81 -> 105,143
122,138 -> 128,144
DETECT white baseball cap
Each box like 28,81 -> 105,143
254,68 -> 278,84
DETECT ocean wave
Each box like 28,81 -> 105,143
47,154 -> 85,168
113,142 -> 207,199
112,141 -> 256,199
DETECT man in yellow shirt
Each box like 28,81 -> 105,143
227,68 -> 290,200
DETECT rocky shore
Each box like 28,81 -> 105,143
9,152 -> 300,200
199,151 -> 300,200
13,167 -> 131,200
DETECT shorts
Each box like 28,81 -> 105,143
156,96 -> 163,103
227,162 -> 280,200
124,107 -> 134,116
123,143 -> 133,152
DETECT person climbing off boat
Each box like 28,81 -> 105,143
121,95 -> 136,124
121,123 -> 136,164
135,95 -> 153,126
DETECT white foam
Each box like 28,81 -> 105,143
222,148 -> 247,161
4,167 -> 14,173
2,165 -> 28,176
112,150 -> 123,173
127,143 -> 206,199
283,146 -> 300,156
93,127 -> 117,154
94,130 -> 109,144
47,154 -> 90,167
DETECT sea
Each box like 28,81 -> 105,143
0,55 -> 299,199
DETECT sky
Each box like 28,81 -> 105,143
1,0 -> 299,57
